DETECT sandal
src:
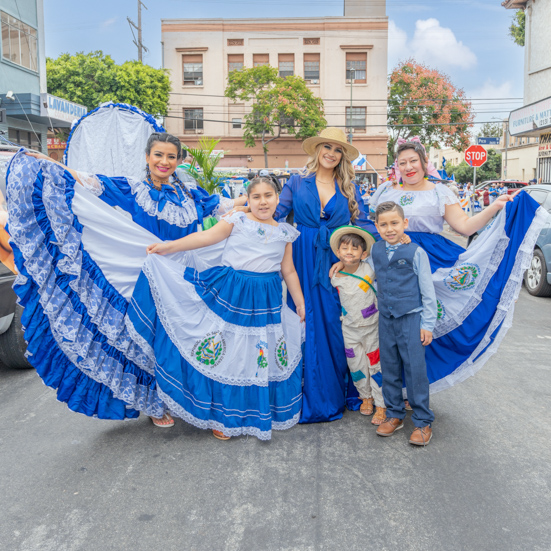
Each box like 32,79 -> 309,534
360,398 -> 374,416
371,407 -> 387,425
212,429 -> 231,441
404,400 -> 413,411
150,413 -> 174,428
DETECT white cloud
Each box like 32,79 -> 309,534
467,79 -> 522,124
101,18 -> 116,29
389,19 -> 477,71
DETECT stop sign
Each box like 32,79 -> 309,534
465,145 -> 487,167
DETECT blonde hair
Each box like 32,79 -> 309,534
303,143 -> 360,222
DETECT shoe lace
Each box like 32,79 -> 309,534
412,426 -> 430,447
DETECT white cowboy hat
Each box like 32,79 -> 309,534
330,225 -> 376,257
302,127 -> 359,160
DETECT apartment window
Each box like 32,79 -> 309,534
346,106 -> 366,132
8,127 -> 41,149
304,53 -> 320,83
1,11 -> 38,71
228,54 -> 244,73
184,108 -> 203,133
279,113 -> 294,131
232,118 -> 242,129
253,54 -> 269,67
346,52 -> 367,83
278,54 -> 294,77
182,54 -> 203,86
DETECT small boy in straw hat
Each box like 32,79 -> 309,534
330,225 -> 387,425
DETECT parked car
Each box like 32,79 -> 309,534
523,184 -> 551,297
474,179 -> 529,195
0,145 -> 31,368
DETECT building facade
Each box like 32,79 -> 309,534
503,0 -> 551,182
161,0 -> 388,179
0,0 -> 86,153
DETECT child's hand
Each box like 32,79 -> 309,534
329,261 -> 344,278
296,305 -> 306,323
400,234 -> 411,244
420,329 -> 433,346
147,242 -> 172,255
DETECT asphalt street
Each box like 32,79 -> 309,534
1,287 -> 550,551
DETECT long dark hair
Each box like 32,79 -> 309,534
145,133 -> 184,161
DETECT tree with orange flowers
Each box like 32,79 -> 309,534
387,60 -> 474,163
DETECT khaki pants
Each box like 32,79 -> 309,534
342,323 -> 384,408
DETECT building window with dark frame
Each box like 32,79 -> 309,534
1,11 -> 38,71
304,53 -> 320,83
253,53 -> 269,67
345,52 -> 367,83
232,118 -> 242,129
346,106 -> 366,132
8,127 -> 41,149
278,54 -> 294,77
228,54 -> 244,73
184,108 -> 204,133
182,54 -> 203,86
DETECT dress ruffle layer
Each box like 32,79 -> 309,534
7,152 -> 166,419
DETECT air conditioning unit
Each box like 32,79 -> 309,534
311,79 -> 319,84
281,128 -> 289,134
197,129 -> 204,134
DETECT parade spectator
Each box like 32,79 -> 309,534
483,186 -> 490,207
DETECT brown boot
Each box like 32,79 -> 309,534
409,426 -> 432,446
376,417 -> 404,437
371,407 -> 386,426
360,398 -> 374,416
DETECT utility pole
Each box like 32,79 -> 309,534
127,1 -> 148,62
348,69 -> 355,144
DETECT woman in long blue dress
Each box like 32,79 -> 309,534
274,127 -> 379,423
369,139 -> 549,393
8,134 -> 245,425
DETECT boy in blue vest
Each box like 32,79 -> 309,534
371,201 -> 437,446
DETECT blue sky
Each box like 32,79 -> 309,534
43,0 -> 525,126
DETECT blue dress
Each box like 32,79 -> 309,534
127,212 -> 304,440
275,173 -> 379,423
5,152 -> 230,420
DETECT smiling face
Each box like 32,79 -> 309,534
317,142 -> 344,171
247,181 -> 279,222
336,236 -> 368,270
396,148 -> 426,186
146,141 -> 180,181
376,210 -> 409,245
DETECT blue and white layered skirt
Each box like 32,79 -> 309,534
6,152 -> 303,438
404,194 -> 548,394
128,255 -> 303,440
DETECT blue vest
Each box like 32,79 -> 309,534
371,241 -> 422,319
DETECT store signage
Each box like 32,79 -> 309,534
40,94 -> 87,124
509,96 -> 551,136
538,133 -> 551,158
47,138 -> 67,150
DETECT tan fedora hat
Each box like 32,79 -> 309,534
302,127 -> 359,160
330,225 -> 376,257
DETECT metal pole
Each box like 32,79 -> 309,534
138,0 -> 142,62
504,120 -> 508,179
473,166 -> 477,190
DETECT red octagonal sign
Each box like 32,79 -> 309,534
465,145 -> 487,167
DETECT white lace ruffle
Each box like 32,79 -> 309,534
434,183 -> 460,216
75,172 -> 104,197
127,177 -> 199,228
429,205 -> 550,393
226,211 -> 300,243
156,387 -> 301,441
213,197 -> 235,218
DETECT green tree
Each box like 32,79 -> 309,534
387,59 -> 474,164
477,122 -> 502,139
447,149 -> 502,184
509,10 -> 525,47
46,51 -> 170,116
225,66 -> 326,167
183,136 -> 227,195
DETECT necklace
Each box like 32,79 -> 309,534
316,178 -> 334,185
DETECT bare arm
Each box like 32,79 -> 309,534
24,151 -> 84,185
280,243 -> 305,322
444,190 -> 521,236
147,219 -> 233,255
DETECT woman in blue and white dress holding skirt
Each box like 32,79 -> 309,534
369,138 -> 549,393
6,133 -> 245,427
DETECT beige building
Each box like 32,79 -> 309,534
503,0 -> 551,182
161,0 -> 388,180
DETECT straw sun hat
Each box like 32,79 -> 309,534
302,127 -> 359,160
330,225 -> 376,257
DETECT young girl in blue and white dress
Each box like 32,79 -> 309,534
129,177 -> 306,440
